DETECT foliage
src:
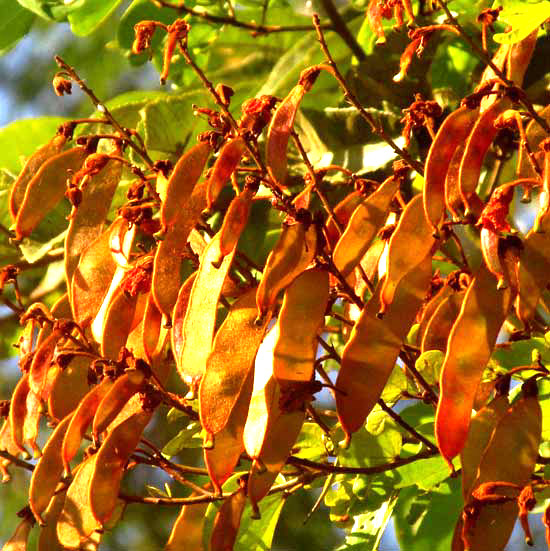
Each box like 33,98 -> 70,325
1,0 -> 550,550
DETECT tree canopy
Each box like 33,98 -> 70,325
1,1 -> 550,550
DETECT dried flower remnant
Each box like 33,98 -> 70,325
161,19 -> 190,85
132,21 -> 159,55
367,0 -> 414,45
52,75 -> 72,96
401,94 -> 442,145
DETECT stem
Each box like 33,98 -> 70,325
54,56 -> 155,170
151,0 -> 334,34
317,0 -> 366,62
312,14 -> 425,175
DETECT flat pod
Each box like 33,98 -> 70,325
178,232 -> 236,389
421,289 -> 466,353
98,286 -> 141,359
333,177 -> 399,278
171,272 -> 197,364
209,486 -> 247,551
57,456 -> 101,548
324,190 -> 364,248
273,267 -> 329,385
29,413 -> 74,523
463,389 -> 541,551
152,180 -> 208,318
14,146 -> 87,240
336,253 -> 432,440
435,266 -> 514,462
207,137 -> 246,207
380,194 -> 436,314
161,141 -> 210,229
62,377 -> 114,475
9,372 -> 30,455
2,515 -> 34,551
166,501 -> 208,551
416,284 -> 454,346
0,420 -> 21,482
199,286 -> 270,436
65,157 -> 122,300
23,386 -> 42,457
9,133 -> 66,220
516,212 -> 550,326
37,489 -> 67,551
92,371 -> 146,440
243,327 -> 306,509
458,98 -> 512,215
28,330 -> 62,398
266,84 -> 307,188
444,141 -> 468,221
423,106 -> 479,231
204,368 -> 254,492
89,408 -> 152,527
459,393 -> 509,502
256,220 -> 317,319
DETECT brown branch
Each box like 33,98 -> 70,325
317,0 -> 366,61
312,14 -> 425,175
0,449 -> 35,472
151,0 -> 334,35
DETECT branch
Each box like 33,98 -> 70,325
151,0 -> 334,35
312,14 -> 425,175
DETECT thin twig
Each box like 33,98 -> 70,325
312,14 -> 425,175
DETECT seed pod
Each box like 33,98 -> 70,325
204,368 -> 254,492
462,381 -> 541,550
37,488 -> 66,551
2,513 -> 35,551
416,284 -> 454,346
336,253 -> 432,441
71,218 -> 133,327
516,211 -> 550,327
23,387 -> 42,458
243,327 -> 306,512
62,377 -> 114,475
0,420 -> 21,482
57,456 -> 102,548
213,186 -> 255,267
435,265 -> 514,463
161,141 -> 211,230
166,501 -> 208,551
48,355 -> 91,422
266,65 -> 329,188
98,287 -> 141,359
14,146 -> 87,240
506,29 -> 538,85
171,273 -> 197,364
29,413 -> 73,524
65,157 -> 121,299
458,98 -> 512,216
460,391 -> 509,502
28,330 -> 62,398
325,190 -> 364,249
142,294 -> 171,382
423,106 -> 479,231
256,217 -> 317,320
380,195 -> 437,314
333,177 -> 399,278
9,373 -> 30,456
421,290 -> 466,353
9,133 -> 67,221
92,371 -> 146,440
200,286 -> 270,437
209,484 -> 247,551
89,408 -> 152,527
207,137 -> 246,208
177,232 -> 236,391
152,179 -> 208,318
273,268 -> 329,386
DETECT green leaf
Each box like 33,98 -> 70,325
16,0 -> 83,21
0,1 -> 35,53
139,92 -> 208,157
493,0 -> 550,44
336,491 -> 398,551
393,478 -> 463,551
415,350 -> 445,386
162,421 -> 203,456
337,425 -> 402,468
395,455 -> 458,491
68,0 -> 122,36
294,422 -> 334,461
0,117 -> 65,176
491,337 -> 550,370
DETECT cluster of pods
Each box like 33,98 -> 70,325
1,12 -> 550,551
